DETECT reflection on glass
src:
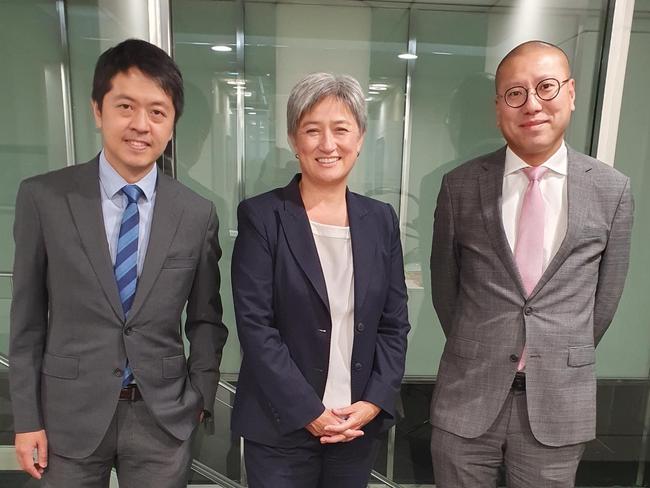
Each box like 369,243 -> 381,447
0,0 -> 68,272
606,0 -> 650,380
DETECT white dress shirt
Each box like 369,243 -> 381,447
501,142 -> 568,270
310,220 -> 355,410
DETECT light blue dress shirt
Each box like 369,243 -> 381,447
98,151 -> 157,276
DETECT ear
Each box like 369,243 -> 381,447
568,78 -> 576,112
495,99 -> 502,128
91,100 -> 102,129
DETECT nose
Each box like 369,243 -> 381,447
129,108 -> 149,132
318,129 -> 336,152
522,89 -> 543,113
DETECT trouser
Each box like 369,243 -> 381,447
42,398 -> 194,488
431,390 -> 586,488
244,433 -> 380,488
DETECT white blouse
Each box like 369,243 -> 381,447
310,220 -> 355,409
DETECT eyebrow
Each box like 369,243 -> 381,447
112,94 -> 171,108
300,118 -> 353,126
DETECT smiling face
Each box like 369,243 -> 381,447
495,46 -> 575,166
290,96 -> 364,190
92,67 -> 175,182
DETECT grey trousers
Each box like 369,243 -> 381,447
431,390 -> 586,488
42,399 -> 194,488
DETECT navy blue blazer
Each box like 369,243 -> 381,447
230,174 -> 410,447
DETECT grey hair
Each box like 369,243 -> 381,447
287,73 -> 367,138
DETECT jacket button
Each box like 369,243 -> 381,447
509,354 -> 519,363
356,322 -> 365,332
113,368 -> 123,377
124,327 -> 133,336
524,307 -> 534,316
354,362 -> 362,371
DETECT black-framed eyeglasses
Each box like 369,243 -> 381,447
497,78 -> 570,108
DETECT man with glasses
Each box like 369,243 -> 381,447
429,40 -> 633,487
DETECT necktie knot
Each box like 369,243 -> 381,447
122,184 -> 143,205
523,166 -> 548,182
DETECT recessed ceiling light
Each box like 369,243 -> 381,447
211,45 -> 232,52
398,53 -> 418,60
368,91 -> 380,95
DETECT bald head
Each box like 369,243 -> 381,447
496,41 -> 571,90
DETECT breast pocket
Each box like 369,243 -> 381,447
162,257 -> 197,269
581,226 -> 608,240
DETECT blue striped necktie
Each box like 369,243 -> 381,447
115,184 -> 143,386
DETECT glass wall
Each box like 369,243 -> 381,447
0,0 -> 71,353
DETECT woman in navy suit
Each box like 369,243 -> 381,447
231,73 -> 410,487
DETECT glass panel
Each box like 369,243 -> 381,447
606,0 -> 650,380
0,0 -> 68,273
405,0 -> 608,376
0,277 -> 11,358
172,0 -> 241,376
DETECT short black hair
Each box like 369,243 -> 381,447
92,38 -> 184,123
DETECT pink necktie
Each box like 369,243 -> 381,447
514,166 -> 547,370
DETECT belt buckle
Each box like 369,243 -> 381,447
511,372 -> 526,391
121,385 -> 137,401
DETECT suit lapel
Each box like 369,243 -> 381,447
66,159 -> 124,321
127,171 -> 183,322
529,147 -> 593,298
348,191 -> 375,313
478,148 -> 528,297
278,175 -> 330,312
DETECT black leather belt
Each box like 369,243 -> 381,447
511,372 -> 526,391
119,385 -> 142,401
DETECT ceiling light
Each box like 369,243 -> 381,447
398,53 -> 418,60
211,45 -> 232,52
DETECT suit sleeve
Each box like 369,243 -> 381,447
361,205 -> 410,419
185,202 -> 229,416
9,180 -> 49,432
593,178 -> 634,345
232,200 -> 325,434
430,175 -> 459,337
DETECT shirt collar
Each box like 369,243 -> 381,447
504,141 -> 568,177
99,150 -> 157,201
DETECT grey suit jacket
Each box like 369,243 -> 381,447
9,158 -> 228,458
429,146 -> 633,447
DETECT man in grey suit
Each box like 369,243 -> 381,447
9,39 -> 228,487
429,41 -> 633,487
